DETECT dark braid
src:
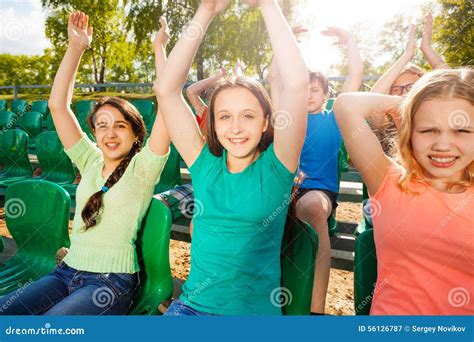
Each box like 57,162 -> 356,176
80,96 -> 147,230
81,142 -> 142,229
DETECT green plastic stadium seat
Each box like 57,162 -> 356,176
131,100 -> 155,121
10,100 -> 28,115
154,144 -> 182,194
0,130 -> 34,187
354,228 -> 377,315
354,184 -> 373,236
0,180 -> 71,296
30,100 -> 49,116
326,98 -> 335,110
76,111 -> 95,141
17,112 -> 43,149
75,100 -> 96,116
0,100 -> 6,111
281,220 -> 319,315
35,131 -> 78,198
0,111 -> 15,130
129,196 -> 173,315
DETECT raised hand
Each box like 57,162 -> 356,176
404,23 -> 417,59
421,12 -> 433,51
292,25 -> 308,36
68,11 -> 93,52
153,16 -> 170,50
200,0 -> 231,15
321,27 -> 356,46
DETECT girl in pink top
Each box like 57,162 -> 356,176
334,69 -> 473,315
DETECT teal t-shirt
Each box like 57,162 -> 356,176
181,144 -> 295,315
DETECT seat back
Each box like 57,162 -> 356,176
0,129 -> 34,178
75,99 -> 96,116
35,131 -> 76,184
0,180 -> 71,295
130,197 -> 173,315
281,220 -> 318,315
18,111 -> 43,137
354,228 -> 377,315
30,100 -> 49,116
11,100 -> 28,114
131,100 -> 155,122
0,99 -> 6,111
0,110 -> 15,130
154,144 -> 182,194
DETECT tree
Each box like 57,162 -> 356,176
433,0 -> 473,67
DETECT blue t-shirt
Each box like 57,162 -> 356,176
298,109 -> 342,193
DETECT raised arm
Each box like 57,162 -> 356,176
185,69 -> 224,117
154,1 -> 230,166
333,93 -> 401,195
148,16 -> 171,156
421,12 -> 449,70
322,27 -> 363,93
48,11 -> 92,149
250,0 -> 309,172
268,25 -> 307,110
371,24 -> 416,95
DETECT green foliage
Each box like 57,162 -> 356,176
433,0 -> 473,67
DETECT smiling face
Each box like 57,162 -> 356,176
92,105 -> 138,163
411,98 -> 474,183
213,87 -> 269,161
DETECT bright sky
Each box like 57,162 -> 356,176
1,0 -> 432,74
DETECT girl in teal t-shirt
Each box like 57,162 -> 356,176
155,0 -> 309,315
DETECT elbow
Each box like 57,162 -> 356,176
48,98 -> 62,113
282,72 -> 309,93
154,79 -> 179,99
333,94 -> 352,119
186,85 -> 197,98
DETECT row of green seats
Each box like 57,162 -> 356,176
0,128 -> 181,197
0,180 -> 319,315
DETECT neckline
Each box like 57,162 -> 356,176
222,147 -> 266,175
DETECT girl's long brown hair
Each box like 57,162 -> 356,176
81,97 -> 146,229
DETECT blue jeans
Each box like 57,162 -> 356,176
164,299 -> 219,316
0,262 -> 139,315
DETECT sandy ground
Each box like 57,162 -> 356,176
0,202 -> 362,315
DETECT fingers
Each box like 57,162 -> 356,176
159,16 -> 168,28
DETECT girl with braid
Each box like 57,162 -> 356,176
0,11 -> 170,315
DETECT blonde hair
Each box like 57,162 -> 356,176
397,68 -> 474,192
400,63 -> 425,78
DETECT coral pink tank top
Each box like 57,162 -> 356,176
370,164 -> 474,315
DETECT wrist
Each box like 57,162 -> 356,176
66,44 -> 86,56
